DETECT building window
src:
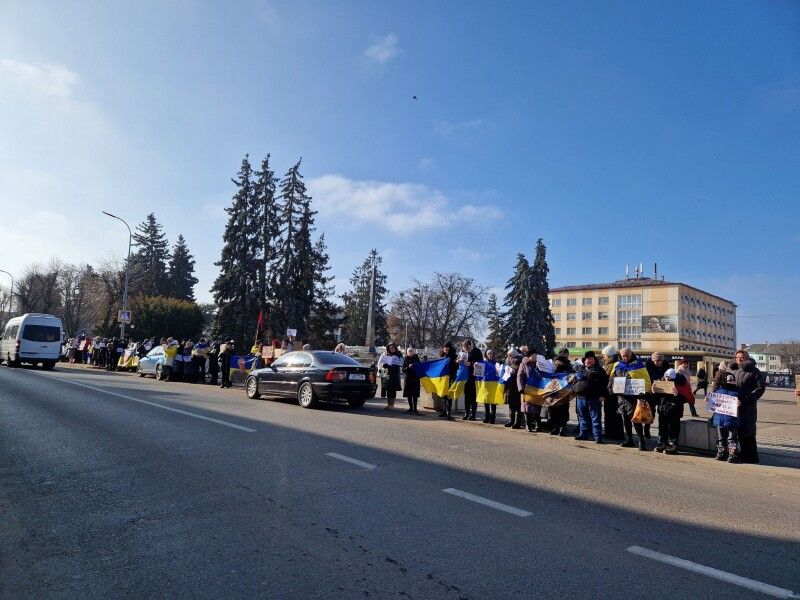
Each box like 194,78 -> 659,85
552,298 -> 561,307
617,309 -> 641,324
582,298 -> 592,305
598,311 -> 609,320
617,325 -> 641,340
627,342 -> 642,350
553,313 -> 561,321
566,328 -> 576,335
582,327 -> 592,335
567,313 -> 576,320
581,312 -> 592,320
598,327 -> 609,335
582,342 -> 593,348
598,297 -> 609,305
566,298 -> 577,306
566,342 -> 576,348
554,328 -> 561,335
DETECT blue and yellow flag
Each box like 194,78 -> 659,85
411,358 -> 451,397
524,370 -> 573,405
448,363 -> 469,399
609,359 -> 651,393
475,361 -> 506,405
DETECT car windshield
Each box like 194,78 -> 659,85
147,347 -> 163,357
314,352 -> 361,366
22,325 -> 61,343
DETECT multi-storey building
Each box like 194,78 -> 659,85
548,277 -> 736,358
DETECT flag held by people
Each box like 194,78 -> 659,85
524,370 -> 573,405
475,361 -> 505,405
411,358 -> 451,397
448,363 -> 469,399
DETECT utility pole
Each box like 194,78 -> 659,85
101,211 -> 132,339
365,262 -> 376,351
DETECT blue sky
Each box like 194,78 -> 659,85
1,1 -> 798,342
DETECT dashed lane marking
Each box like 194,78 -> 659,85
442,487 -> 532,517
325,452 -> 377,470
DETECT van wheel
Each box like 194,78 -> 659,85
7,355 -> 18,368
297,382 -> 318,408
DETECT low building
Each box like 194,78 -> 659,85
548,275 -> 736,371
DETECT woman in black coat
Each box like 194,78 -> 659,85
402,348 -> 421,415
377,342 -> 404,410
504,351 -> 522,427
438,341 -> 458,420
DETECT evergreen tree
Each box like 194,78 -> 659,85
307,234 -> 340,348
252,155 -> 280,334
530,238 -> 556,355
211,155 -> 260,347
166,234 -> 198,301
131,213 -> 171,297
273,159 -> 316,338
341,249 -> 388,345
485,293 -> 506,354
502,253 -> 537,350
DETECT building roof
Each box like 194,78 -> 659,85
743,343 -> 794,355
549,278 -> 736,307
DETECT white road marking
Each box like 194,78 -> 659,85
26,372 -> 257,432
626,546 -> 798,599
442,488 -> 532,517
325,452 -> 377,470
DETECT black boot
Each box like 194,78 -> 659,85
505,410 -> 516,427
638,436 -> 648,451
511,412 -> 524,429
483,408 -> 491,423
525,414 -> 535,432
644,424 -> 652,439
714,443 -> 728,461
489,406 -> 496,424
532,418 -> 541,432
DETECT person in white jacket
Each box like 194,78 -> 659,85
377,342 -> 404,410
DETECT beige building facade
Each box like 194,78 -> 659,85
548,278 -> 736,356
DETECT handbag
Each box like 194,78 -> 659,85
632,399 -> 654,424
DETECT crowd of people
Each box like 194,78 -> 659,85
374,340 -> 766,464
64,332 -> 766,464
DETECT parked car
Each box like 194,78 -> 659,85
137,345 -> 166,379
245,350 -> 377,408
1,313 -> 64,369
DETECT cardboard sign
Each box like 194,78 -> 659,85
536,355 -> 555,373
651,380 -> 676,395
706,391 -> 738,417
473,362 -> 485,378
286,328 -> 297,338
612,377 -> 646,395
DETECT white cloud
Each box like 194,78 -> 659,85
434,118 -> 485,137
0,58 -> 78,97
309,174 -> 503,235
450,247 -> 482,262
363,34 -> 400,64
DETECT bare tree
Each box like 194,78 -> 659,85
775,341 -> 800,375
15,260 -> 64,315
90,259 -> 126,337
390,272 -> 488,349
59,264 -> 96,336
0,285 -> 11,325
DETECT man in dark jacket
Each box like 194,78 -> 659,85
548,348 -> 574,435
218,340 -> 235,389
607,348 -> 652,450
460,339 -> 484,421
573,351 -> 609,443
644,352 -> 669,440
731,350 -> 766,463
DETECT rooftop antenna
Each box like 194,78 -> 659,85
625,264 -> 629,279
654,262 -> 658,280
639,262 -> 644,278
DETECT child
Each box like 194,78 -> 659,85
711,363 -> 740,463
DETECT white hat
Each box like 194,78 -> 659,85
602,344 -> 618,358
664,368 -> 677,380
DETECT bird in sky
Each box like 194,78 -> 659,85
412,95 -> 418,100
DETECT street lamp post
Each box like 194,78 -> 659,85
0,269 -> 14,317
101,211 -> 132,339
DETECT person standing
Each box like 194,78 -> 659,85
710,361 -> 740,462
644,352 -> 669,439
676,358 -> 698,416
162,338 -> 178,381
193,338 -> 210,383
438,342 -> 458,420
608,347 -> 652,450
502,350 -> 522,427
693,365 -> 709,398
573,351 -> 609,443
218,340 -> 235,389
207,341 -> 220,385
654,368 -> 688,455
730,349 -> 765,464
548,348 -> 574,436
460,339 -> 484,421
402,347 -> 421,415
601,345 -> 623,439
377,342 -> 403,410
480,348 -> 499,424
518,349 -> 542,432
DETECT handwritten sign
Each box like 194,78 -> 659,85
651,380 -> 676,395
286,328 -> 297,338
706,391 -> 738,417
612,377 -> 646,395
535,355 -> 555,373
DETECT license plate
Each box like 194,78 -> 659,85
348,373 -> 366,381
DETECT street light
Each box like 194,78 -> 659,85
101,211 -> 132,339
0,269 -> 14,317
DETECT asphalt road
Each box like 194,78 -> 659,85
2,365 -> 799,599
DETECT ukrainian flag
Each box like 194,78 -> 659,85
609,358 -> 651,393
475,361 -> 505,405
448,363 -> 469,399
524,370 -> 573,405
411,358 -> 451,397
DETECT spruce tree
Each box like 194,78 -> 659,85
252,155 -> 280,334
131,213 -> 171,297
273,159 -> 316,339
530,238 -> 556,355
307,234 -> 340,348
211,155 -> 259,347
341,249 -> 388,345
485,293 -> 506,355
502,253 -> 536,350
166,234 -> 198,301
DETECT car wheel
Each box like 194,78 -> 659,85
347,397 -> 367,408
246,376 -> 261,399
7,355 -> 18,368
155,364 -> 162,380
297,382 -> 318,408
137,365 -> 145,377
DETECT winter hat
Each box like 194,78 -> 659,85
583,351 -> 596,361
558,347 -> 569,357
601,344 -> 618,358
664,368 -> 677,380
718,360 -> 727,372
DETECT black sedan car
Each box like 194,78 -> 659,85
245,351 -> 377,408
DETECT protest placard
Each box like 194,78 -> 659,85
536,355 -> 555,373
651,380 -> 676,395
705,391 -> 738,417
612,377 -> 646,395
286,328 -> 297,338
473,362 -> 485,378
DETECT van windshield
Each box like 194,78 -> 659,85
22,325 -> 61,343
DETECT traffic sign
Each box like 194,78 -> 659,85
118,310 -> 132,323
